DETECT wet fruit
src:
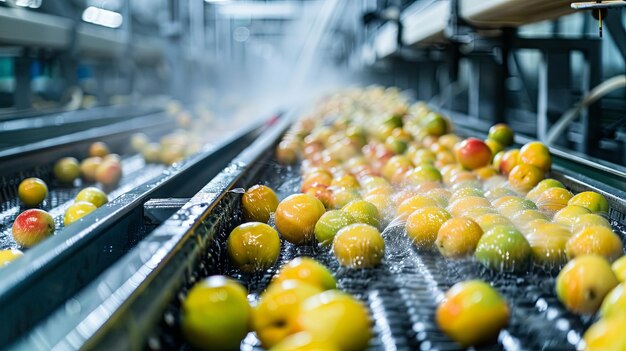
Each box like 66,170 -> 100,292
582,315 -> 626,351
227,222 -> 280,273
571,213 -> 612,233
130,132 -> 149,152
0,249 -> 23,267
525,178 -> 565,202
436,280 -> 509,347
17,178 -> 48,207
253,280 -> 323,348
508,164 -> 544,193
12,209 -> 55,247
535,187 -> 573,213
397,195 -> 439,218
314,210 -> 357,245
519,141 -> 551,172
275,194 -> 326,245
75,187 -> 108,208
454,138 -> 492,170
341,200 -> 380,228
553,205 -> 591,228
526,223 -> 570,268
289,290 -> 371,351
612,256 -> 626,282
435,217 -> 483,258
272,257 -> 336,291
568,191 -> 609,214
487,124 -> 514,146
333,223 -> 385,268
242,185 -> 279,223
565,225 -> 623,262
64,201 -> 98,226
599,282 -> 626,319
474,213 -> 513,232
53,157 -> 81,183
270,332 -> 340,351
556,255 -> 618,315
406,207 -> 451,249
181,276 -> 251,350
475,225 -> 531,272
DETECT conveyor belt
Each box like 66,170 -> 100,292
0,115 -> 270,348
14,110 -> 626,350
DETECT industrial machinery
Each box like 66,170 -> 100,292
0,1 -> 626,350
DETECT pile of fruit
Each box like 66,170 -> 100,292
181,86 -> 626,350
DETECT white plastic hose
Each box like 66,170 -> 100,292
545,75 -> 626,145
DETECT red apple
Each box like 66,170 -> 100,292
95,159 -> 122,186
498,149 -> 520,176
12,209 -> 55,248
455,138 -> 492,170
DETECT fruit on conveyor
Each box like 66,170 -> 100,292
454,138 -> 492,170
289,290 -> 371,351
64,201 -> 98,226
525,222 -> 570,268
227,222 -> 280,273
252,280 -> 323,348
130,132 -> 149,152
241,185 -> 279,223
488,123 -> 515,147
535,187 -> 573,213
565,225 -> 623,262
599,282 -> 626,319
272,257 -> 336,291
567,191 -> 609,214
341,200 -> 380,228
17,177 -> 48,207
270,332 -> 339,351
525,178 -> 565,202
553,205 -> 591,227
314,210 -> 357,245
475,225 -> 531,272
435,217 -> 483,258
498,149 -> 520,176
582,315 -> 626,351
0,249 -> 23,267
571,213 -> 612,233
181,276 -> 251,351
95,158 -> 122,186
519,141 -> 552,172
12,209 -> 55,247
396,195 -> 439,218
436,280 -> 509,347
75,187 -> 109,208
333,223 -> 385,268
612,256 -> 626,282
141,143 -> 161,163
80,157 -> 102,182
406,207 -> 451,249
53,157 -> 81,183
275,194 -> 326,245
88,141 -> 110,157
507,164 -> 544,193
556,255 -> 618,315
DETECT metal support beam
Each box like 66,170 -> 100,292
605,9 -> 626,64
14,54 -> 31,110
